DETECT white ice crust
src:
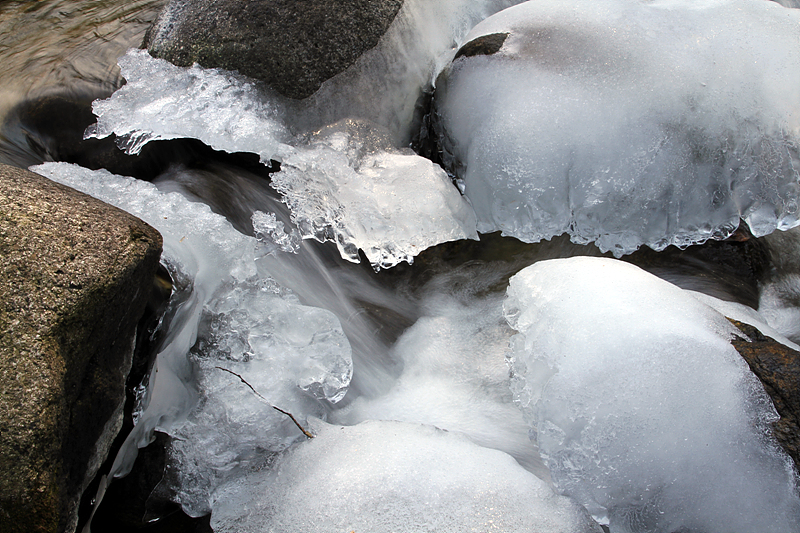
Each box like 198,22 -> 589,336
436,0 -> 800,256
210,419 -> 603,533
86,49 -> 293,162
31,162 -> 353,514
86,49 -> 479,269
272,126 -> 478,268
504,257 -> 800,532
251,210 -> 301,254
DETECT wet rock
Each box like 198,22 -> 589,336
623,235 -> 770,310
730,320 -> 800,473
144,0 -> 404,100
0,164 -> 162,533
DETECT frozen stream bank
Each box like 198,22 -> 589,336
6,0 -> 800,531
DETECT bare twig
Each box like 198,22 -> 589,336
215,366 -> 314,439
270,405 -> 315,439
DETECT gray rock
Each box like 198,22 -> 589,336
0,164 -> 162,533
453,32 -> 508,60
144,0 -> 404,100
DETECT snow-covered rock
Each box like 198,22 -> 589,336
505,256 -> 800,532
435,0 -> 800,256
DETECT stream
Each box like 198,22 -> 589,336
3,0 -> 800,532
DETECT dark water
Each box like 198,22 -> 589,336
0,0 -> 165,169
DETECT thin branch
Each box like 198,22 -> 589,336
215,366 -> 314,439
270,404 -> 315,439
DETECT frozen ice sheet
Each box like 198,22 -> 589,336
435,0 -> 800,256
85,51 -> 479,269
272,121 -> 478,269
504,256 -> 800,532
85,49 -> 293,163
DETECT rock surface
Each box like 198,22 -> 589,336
730,320 -> 800,474
144,0 -> 404,100
0,164 -> 162,533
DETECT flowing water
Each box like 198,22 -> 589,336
4,1 -> 800,532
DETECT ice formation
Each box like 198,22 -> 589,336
86,50 -> 479,268
166,278 -> 352,516
85,49 -> 293,162
272,121 -> 478,268
251,210 -> 301,254
504,256 -> 800,532
210,419 -> 603,533
435,0 -> 800,256
332,289 -> 543,474
31,163 -> 353,513
31,0 -> 800,529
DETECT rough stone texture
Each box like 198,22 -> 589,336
144,0 -> 404,100
730,320 -> 800,473
453,32 -> 509,60
0,164 -> 162,533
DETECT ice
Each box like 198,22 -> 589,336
271,121 -> 478,268
84,49 -> 293,163
78,1 -> 536,268
30,163 -> 353,516
86,51 -> 479,268
251,210 -> 300,254
289,0 -> 526,143
504,256 -> 800,532
31,163 -> 258,284
210,419 -> 603,533
332,289 -> 544,475
435,0 -> 800,256
167,278 -> 352,516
